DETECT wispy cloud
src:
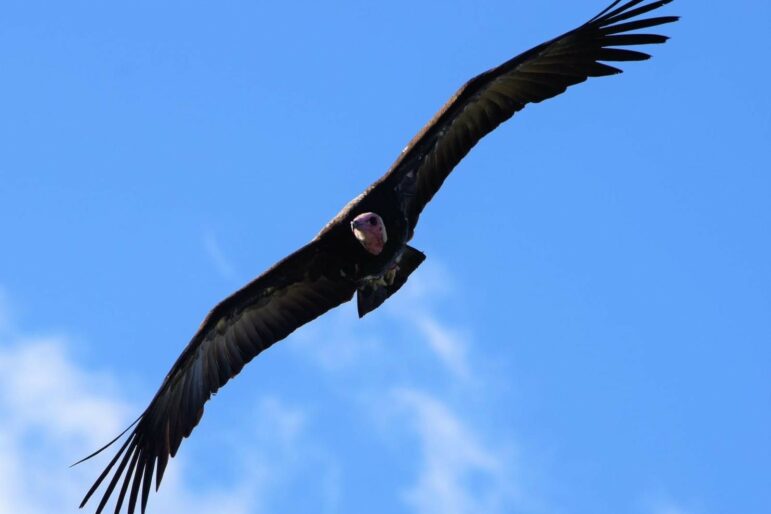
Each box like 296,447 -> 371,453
655,506 -> 691,514
410,315 -> 471,381
240,396 -> 343,514
290,303 -> 383,372
0,336 -> 264,514
0,291 -> 336,514
0,286 -> 10,333
393,388 -> 524,514
288,260 -> 531,511
293,260 -> 474,381
646,497 -> 695,514
386,261 -> 474,381
0,337 -> 136,514
203,227 -> 238,282
256,396 -> 306,448
391,259 -> 456,302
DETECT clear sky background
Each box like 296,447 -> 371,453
1,1 -> 769,514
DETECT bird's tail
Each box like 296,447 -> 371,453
357,245 -> 426,318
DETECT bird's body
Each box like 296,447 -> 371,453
78,2 -> 679,513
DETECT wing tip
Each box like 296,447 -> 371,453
593,0 -> 679,29
72,414 -> 143,468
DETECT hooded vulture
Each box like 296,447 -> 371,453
77,1 -> 678,512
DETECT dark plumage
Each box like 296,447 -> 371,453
77,2 -> 678,512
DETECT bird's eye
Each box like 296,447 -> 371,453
369,217 -> 378,226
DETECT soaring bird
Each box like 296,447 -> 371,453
77,1 -> 678,512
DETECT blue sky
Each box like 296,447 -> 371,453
1,1 -> 769,513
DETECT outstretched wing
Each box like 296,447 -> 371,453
78,239 -> 355,514
382,0 -> 678,227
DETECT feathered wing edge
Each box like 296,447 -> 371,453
75,241 -> 356,514
382,0 -> 678,225
72,416 -> 142,469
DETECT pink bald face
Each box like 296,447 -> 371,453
350,212 -> 387,255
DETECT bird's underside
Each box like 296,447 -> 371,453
77,2 -> 678,513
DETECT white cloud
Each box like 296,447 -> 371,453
655,506 -> 690,514
0,335 -> 265,514
242,396 -> 343,514
393,388 -> 525,514
203,227 -> 238,282
0,292 -> 333,514
292,260 -> 474,381
0,337 -> 130,514
410,315 -> 471,381
287,260 -> 534,512
0,339 -> 129,445
647,498 -> 695,514
386,261 -> 474,381
0,287 -> 10,333
390,259 -> 456,302
255,396 -> 306,448
290,302 -> 383,372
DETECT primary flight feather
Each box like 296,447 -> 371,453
77,1 -> 678,512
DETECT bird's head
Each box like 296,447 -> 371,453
350,212 -> 387,255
